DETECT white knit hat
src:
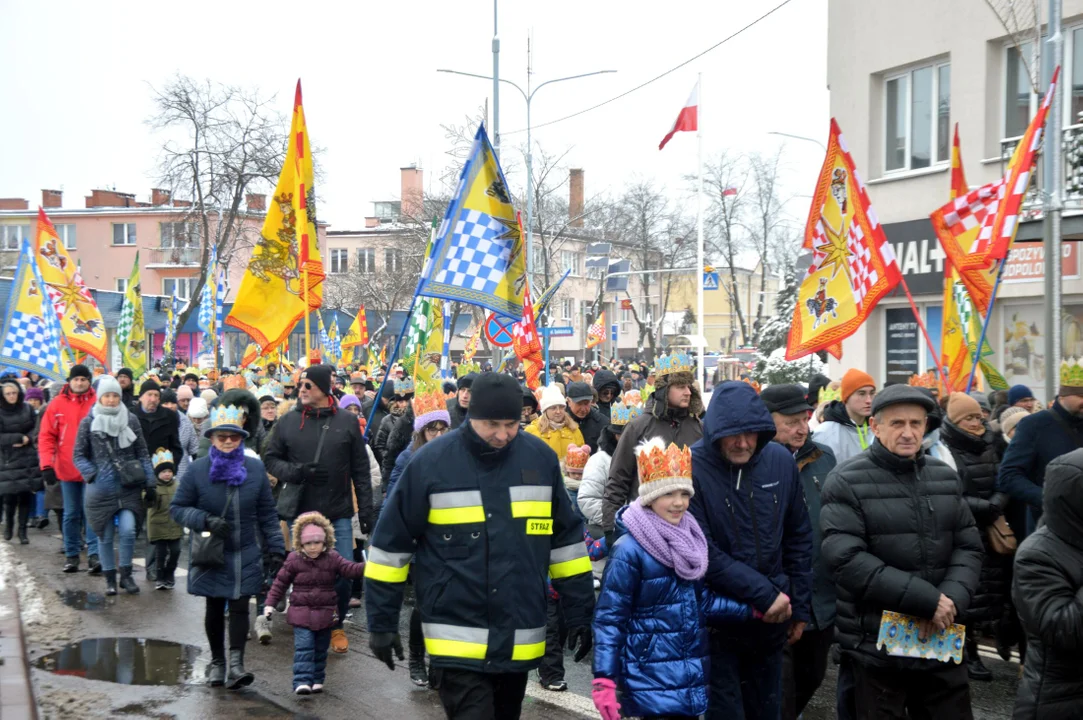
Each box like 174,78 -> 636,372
187,397 -> 210,419
539,384 -> 566,413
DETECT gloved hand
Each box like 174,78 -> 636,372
143,486 -> 157,508
369,632 -> 405,671
358,512 -> 373,536
263,605 -> 274,620
566,625 -> 593,662
591,678 -> 621,720
265,553 -> 285,581
604,530 -> 616,550
302,463 -> 329,484
42,468 -> 57,486
205,515 -> 230,538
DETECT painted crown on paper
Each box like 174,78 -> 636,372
209,404 -> 245,430
457,361 -> 481,378
621,391 -> 644,407
820,387 -> 841,404
393,377 -> 415,396
610,401 -> 642,427
412,387 -> 445,419
655,352 -> 693,378
151,448 -> 174,468
1062,357 -> 1083,387
565,444 -> 591,471
635,437 -> 692,486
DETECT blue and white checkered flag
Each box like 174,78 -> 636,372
0,239 -> 67,381
215,268 -> 226,346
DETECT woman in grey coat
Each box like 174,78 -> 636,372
73,376 -> 154,596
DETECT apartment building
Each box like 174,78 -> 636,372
827,0 -> 1083,399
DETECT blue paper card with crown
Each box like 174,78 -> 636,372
876,611 -> 965,664
655,352 -> 693,378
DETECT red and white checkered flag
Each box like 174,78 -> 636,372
586,311 -> 606,349
512,280 -> 544,389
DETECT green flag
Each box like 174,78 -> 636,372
117,253 -> 147,376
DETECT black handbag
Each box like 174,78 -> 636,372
191,488 -> 235,569
98,433 -> 148,489
275,421 -> 328,521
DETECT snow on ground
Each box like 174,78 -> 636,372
0,540 -> 75,646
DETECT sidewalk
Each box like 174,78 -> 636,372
0,572 -> 38,720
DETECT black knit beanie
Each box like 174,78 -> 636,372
67,364 -> 92,381
301,364 -> 333,397
116,367 -> 134,381
457,372 -> 478,391
468,373 -> 523,421
159,388 -> 178,405
139,379 -> 161,397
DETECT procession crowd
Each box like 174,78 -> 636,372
1,352 -> 1081,720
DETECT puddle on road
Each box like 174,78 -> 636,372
34,638 -> 203,685
56,589 -> 110,610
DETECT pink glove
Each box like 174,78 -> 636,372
592,678 -> 621,720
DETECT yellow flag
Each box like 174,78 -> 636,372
33,208 -> 108,365
226,80 -> 324,351
117,253 -> 147,376
342,304 -> 369,348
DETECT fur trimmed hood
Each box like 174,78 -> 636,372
650,371 -> 705,419
291,511 -> 336,552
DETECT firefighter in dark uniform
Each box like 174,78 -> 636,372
365,372 -> 595,719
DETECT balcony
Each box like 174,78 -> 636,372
146,246 -> 202,267
999,125 -> 1083,216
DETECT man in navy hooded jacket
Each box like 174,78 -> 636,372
689,381 -> 813,720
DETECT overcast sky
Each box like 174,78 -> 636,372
0,0 -> 827,235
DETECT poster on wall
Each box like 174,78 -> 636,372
885,308 -> 920,385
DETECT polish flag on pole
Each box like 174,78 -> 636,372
658,81 -> 699,150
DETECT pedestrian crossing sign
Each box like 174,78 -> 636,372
703,271 -> 720,290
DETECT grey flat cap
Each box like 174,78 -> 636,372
871,384 -> 937,416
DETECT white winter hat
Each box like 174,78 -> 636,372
187,397 -> 210,419
539,384 -> 567,413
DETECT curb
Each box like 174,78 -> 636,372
0,582 -> 38,720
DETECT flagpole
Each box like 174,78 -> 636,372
898,276 -> 947,389
363,292 -> 422,439
303,267 -> 311,363
696,72 -> 706,393
965,259 -> 1008,392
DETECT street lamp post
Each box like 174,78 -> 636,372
437,65 -> 615,286
767,130 -> 827,151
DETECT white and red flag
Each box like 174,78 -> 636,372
658,81 -> 699,150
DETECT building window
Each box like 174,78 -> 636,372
163,277 -> 197,300
1004,40 -> 1053,139
1072,28 -> 1083,126
112,223 -> 137,246
621,307 -> 632,329
561,298 -> 575,321
531,246 -> 546,274
885,62 -> 950,172
357,248 -> 376,273
159,221 -> 200,248
373,201 -> 401,222
561,250 -> 581,277
329,248 -> 348,274
115,278 -> 128,293
53,224 -> 77,250
1,224 -> 30,251
385,248 -> 402,273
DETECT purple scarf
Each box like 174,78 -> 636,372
209,445 -> 246,487
622,501 -> 709,580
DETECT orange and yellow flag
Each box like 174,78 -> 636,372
586,311 -> 606,349
786,119 -> 901,361
226,80 -> 324,351
342,305 -> 369,348
32,208 -> 108,366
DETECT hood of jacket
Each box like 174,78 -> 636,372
822,400 -> 857,428
592,369 -> 621,394
291,511 -> 337,551
938,419 -> 993,455
215,388 -> 262,437
700,382 -> 777,463
1041,449 -> 1083,549
0,379 -> 25,413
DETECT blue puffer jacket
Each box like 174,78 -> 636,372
386,445 -> 412,499
593,507 -> 753,718
689,382 -> 813,653
170,454 -> 285,599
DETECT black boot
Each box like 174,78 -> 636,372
408,642 -> 429,687
967,639 -> 993,681
104,570 -> 118,596
87,554 -> 102,575
18,527 -> 28,545
118,566 -> 140,594
3,504 -> 13,542
63,556 -> 79,573
206,656 -> 226,687
17,503 -> 29,544
227,647 -> 254,689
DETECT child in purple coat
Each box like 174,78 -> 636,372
264,511 -> 366,695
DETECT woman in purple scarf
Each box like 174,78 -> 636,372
591,437 -> 761,720
171,400 -> 285,690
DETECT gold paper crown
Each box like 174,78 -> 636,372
655,352 -> 693,378
209,404 -> 246,430
610,401 -> 642,427
412,387 -> 447,420
457,361 -> 481,378
621,390 -> 643,407
151,447 -> 174,469
635,438 -> 692,486
742,377 -> 761,394
565,444 -> 591,471
1062,357 -> 1083,387
908,371 -> 938,389
820,387 -> 841,404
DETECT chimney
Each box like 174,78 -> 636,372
569,168 -> 584,227
151,188 -> 172,206
42,189 -> 63,209
0,198 -> 29,210
400,165 -> 423,219
246,193 -> 266,212
85,189 -> 136,208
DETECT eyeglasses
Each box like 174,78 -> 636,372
301,382 -> 315,390
214,432 -> 243,443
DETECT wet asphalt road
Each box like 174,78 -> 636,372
11,526 -> 1023,719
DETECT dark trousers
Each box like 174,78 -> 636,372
205,596 -> 250,661
292,627 -> 332,689
781,626 -> 833,720
437,669 -> 528,720
3,493 -> 31,532
836,653 -> 856,720
154,539 -> 180,581
852,660 -> 973,720
350,543 -> 364,599
538,595 -> 566,684
707,635 -> 783,720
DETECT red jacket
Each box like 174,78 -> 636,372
38,385 -> 97,482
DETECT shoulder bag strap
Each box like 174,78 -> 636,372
312,419 -> 330,464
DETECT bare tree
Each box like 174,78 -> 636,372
700,151 -> 752,346
747,150 -> 789,334
147,75 -> 292,336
